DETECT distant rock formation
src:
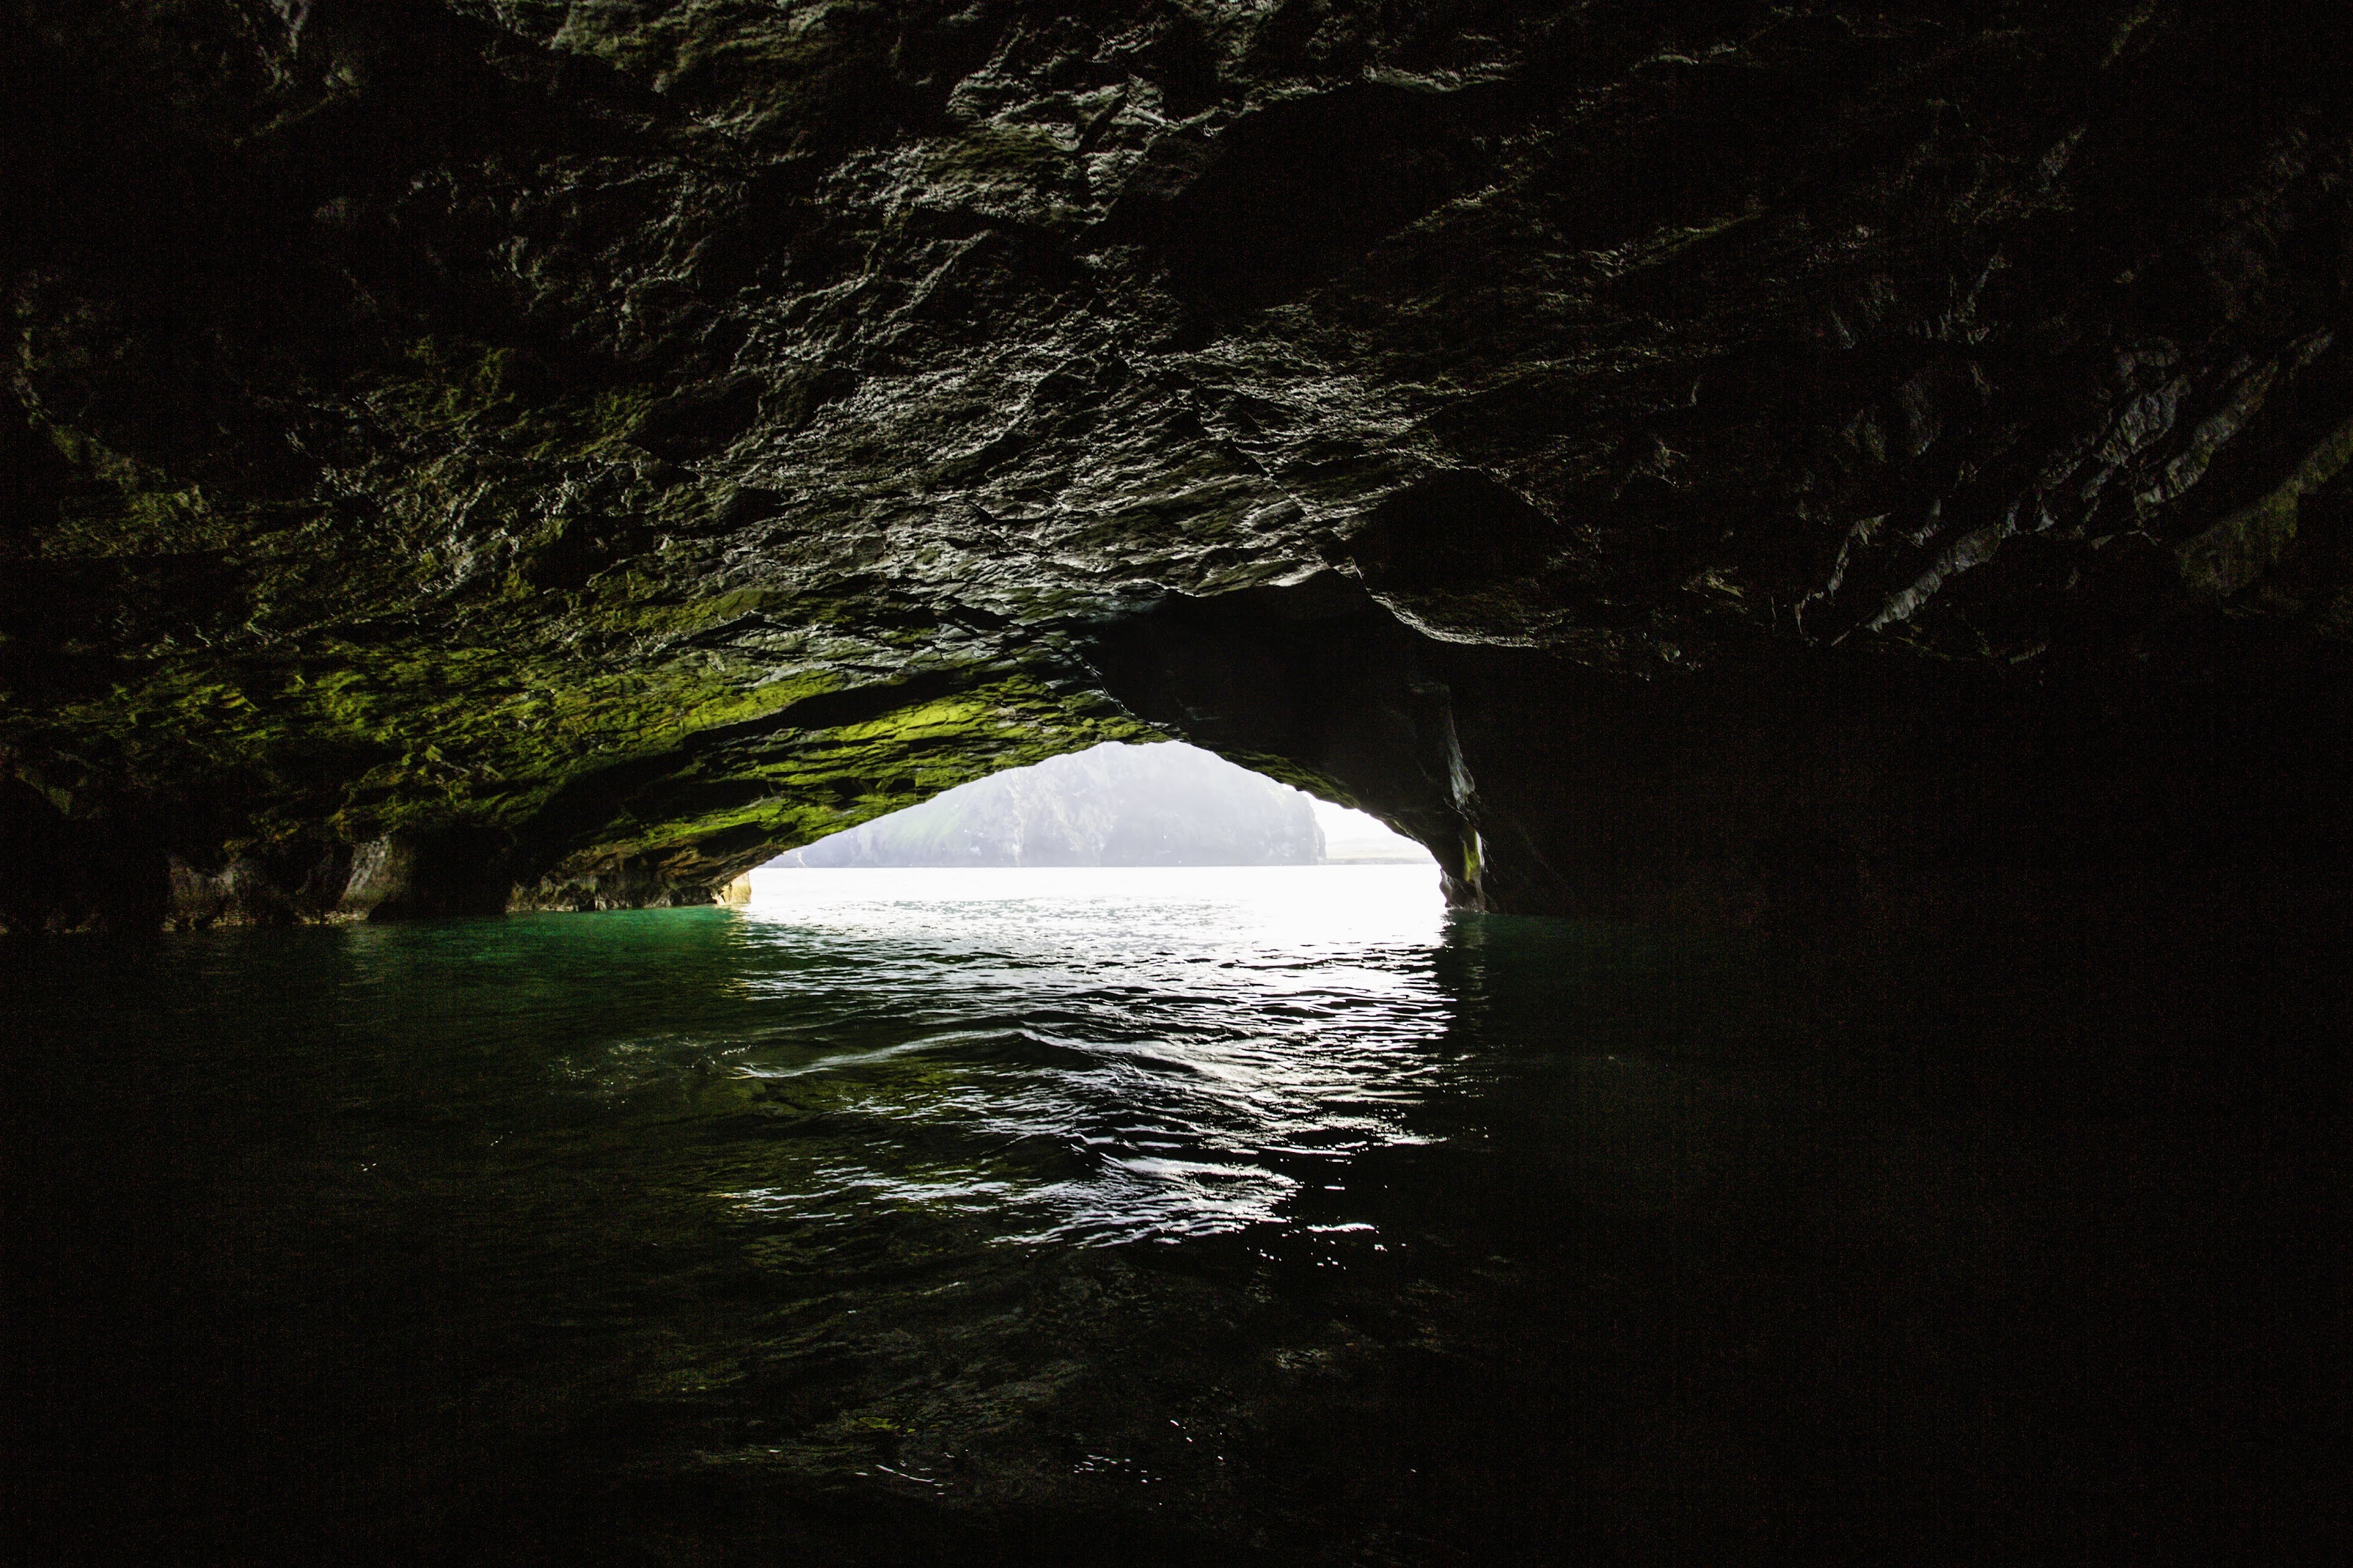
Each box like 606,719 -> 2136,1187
768,744 -> 1323,868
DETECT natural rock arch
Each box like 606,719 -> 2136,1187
3,1 -> 2347,952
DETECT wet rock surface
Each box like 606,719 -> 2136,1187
4,1 -> 2350,935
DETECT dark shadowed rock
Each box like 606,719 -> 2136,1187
1,1 -> 2347,947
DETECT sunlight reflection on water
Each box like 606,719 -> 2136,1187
15,856 -> 2251,1565
724,865 -> 1453,1244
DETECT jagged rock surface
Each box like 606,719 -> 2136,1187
768,740 -> 1321,866
3,1 -> 2348,935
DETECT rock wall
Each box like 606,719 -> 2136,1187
3,2 -> 2349,945
1092,572 -> 2353,943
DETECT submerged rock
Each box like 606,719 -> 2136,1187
768,741 -> 1322,868
2,2 -> 2347,940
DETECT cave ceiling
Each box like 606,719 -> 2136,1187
3,1 -> 2349,922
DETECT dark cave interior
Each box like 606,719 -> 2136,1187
3,6 -> 2348,1560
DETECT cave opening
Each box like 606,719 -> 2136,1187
739,738 -> 1444,929
8,2 -> 2343,1562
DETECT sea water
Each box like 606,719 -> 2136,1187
4,866 -> 2318,1564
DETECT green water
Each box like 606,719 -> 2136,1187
5,868 -> 2324,1564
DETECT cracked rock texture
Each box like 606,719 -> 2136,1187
3,1 -> 2349,937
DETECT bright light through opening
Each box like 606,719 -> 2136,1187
1308,799 -> 1433,864
734,747 -> 1450,1242
744,861 -> 1445,944
756,741 -> 1435,877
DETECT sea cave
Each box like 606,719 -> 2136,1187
4,3 -> 2344,1563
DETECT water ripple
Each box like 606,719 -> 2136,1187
695,866 -> 1452,1245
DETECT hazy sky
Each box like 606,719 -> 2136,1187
1308,799 -> 1426,853
766,741 -> 1433,867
